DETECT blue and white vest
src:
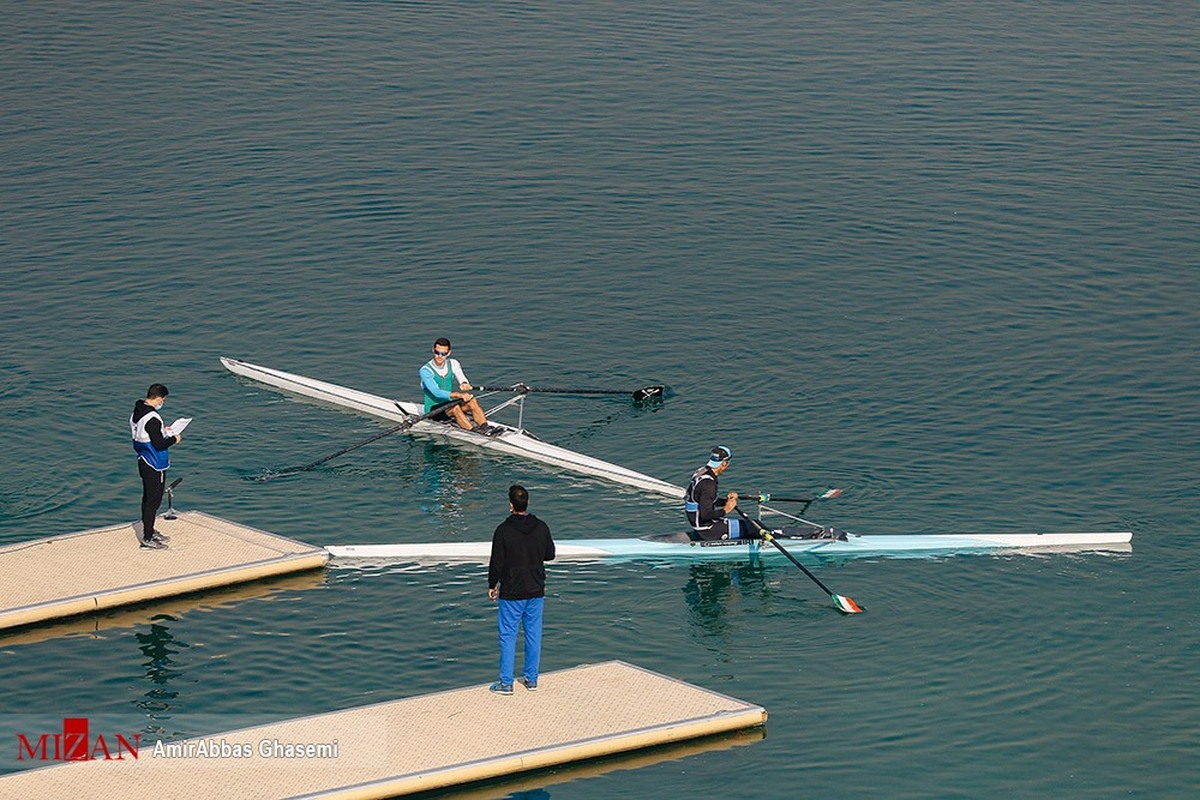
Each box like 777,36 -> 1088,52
131,408 -> 170,471
684,467 -> 717,530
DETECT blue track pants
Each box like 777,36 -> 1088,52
497,597 -> 544,685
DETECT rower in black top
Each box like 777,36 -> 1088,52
683,446 -> 765,541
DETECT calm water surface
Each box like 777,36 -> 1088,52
2,2 -> 1197,797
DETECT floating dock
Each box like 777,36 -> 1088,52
0,510 -> 328,632
0,661 -> 767,799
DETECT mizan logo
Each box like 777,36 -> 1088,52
16,718 -> 140,762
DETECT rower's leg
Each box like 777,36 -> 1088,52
448,406 -> 473,430
735,517 -> 769,540
465,397 -> 487,426
698,520 -> 735,540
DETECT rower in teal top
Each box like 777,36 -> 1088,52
419,337 -> 492,432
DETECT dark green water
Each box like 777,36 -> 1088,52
2,2 -> 1197,797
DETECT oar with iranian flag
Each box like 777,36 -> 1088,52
735,507 -> 864,614
740,487 -> 843,518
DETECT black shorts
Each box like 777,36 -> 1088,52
427,401 -> 457,423
695,517 -> 762,541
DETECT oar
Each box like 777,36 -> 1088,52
751,490 -> 848,529
741,488 -> 842,518
474,383 -> 665,402
735,507 -> 864,614
256,400 -> 463,481
748,488 -> 843,504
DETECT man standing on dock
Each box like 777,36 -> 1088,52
131,383 -> 180,550
487,485 -> 555,695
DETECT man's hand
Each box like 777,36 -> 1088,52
488,587 -> 499,601
723,491 -> 738,514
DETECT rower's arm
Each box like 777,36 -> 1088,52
420,365 -> 454,402
693,478 -> 724,524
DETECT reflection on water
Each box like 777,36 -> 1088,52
682,560 -> 779,647
0,572 -> 326,649
417,441 -> 484,534
419,728 -> 764,800
133,614 -> 189,735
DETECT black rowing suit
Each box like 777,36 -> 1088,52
684,466 -> 759,541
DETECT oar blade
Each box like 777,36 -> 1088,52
631,384 -> 666,402
251,467 -> 299,482
831,593 -> 864,614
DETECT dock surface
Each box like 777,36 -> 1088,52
0,510 -> 328,631
1,661 -> 767,799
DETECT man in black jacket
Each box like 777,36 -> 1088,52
487,485 -> 555,694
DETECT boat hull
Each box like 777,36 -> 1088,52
220,357 -> 684,498
325,530 -> 1133,562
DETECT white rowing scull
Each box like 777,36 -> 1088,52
325,528 -> 1132,562
220,357 -> 683,498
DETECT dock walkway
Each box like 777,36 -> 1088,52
0,510 -> 328,631
0,660 -> 766,799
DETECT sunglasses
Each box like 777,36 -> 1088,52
432,349 -> 450,357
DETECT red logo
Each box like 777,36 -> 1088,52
16,718 -> 140,762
